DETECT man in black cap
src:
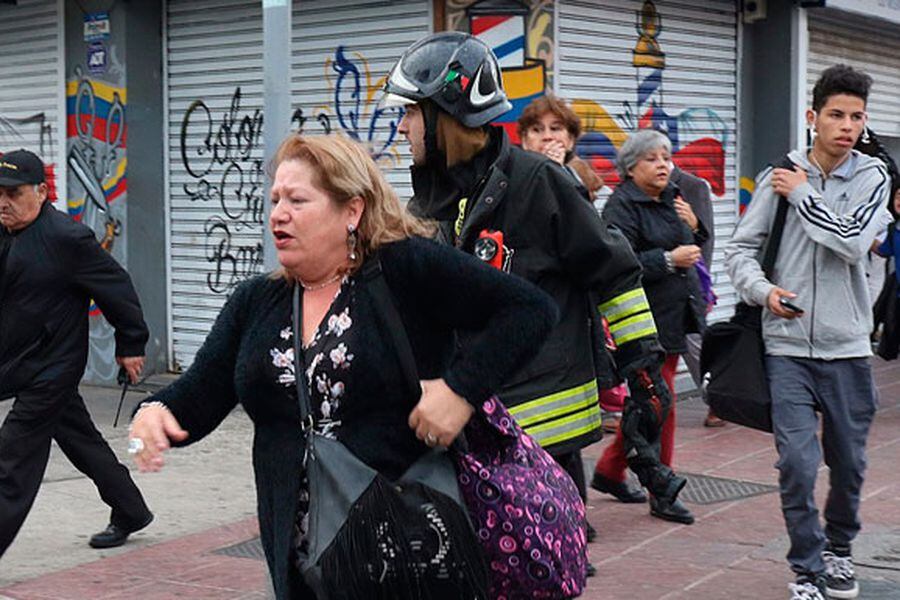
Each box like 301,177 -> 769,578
0,149 -> 153,556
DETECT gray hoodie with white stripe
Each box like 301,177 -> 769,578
725,149 -> 892,359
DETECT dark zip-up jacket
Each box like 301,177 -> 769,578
0,202 -> 147,396
409,128 -> 662,454
602,179 -> 708,354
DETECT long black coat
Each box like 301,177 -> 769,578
0,202 -> 147,395
146,236 -> 556,599
602,179 -> 708,354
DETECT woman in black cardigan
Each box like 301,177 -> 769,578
127,134 -> 557,598
592,129 -> 708,526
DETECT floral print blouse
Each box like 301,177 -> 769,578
269,278 -> 355,439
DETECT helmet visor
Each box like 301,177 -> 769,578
381,92 -> 418,109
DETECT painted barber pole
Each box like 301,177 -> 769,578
471,13 -> 525,67
468,0 -> 545,144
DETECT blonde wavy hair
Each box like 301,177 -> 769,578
270,134 -> 434,279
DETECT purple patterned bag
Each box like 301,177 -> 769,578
454,397 -> 587,599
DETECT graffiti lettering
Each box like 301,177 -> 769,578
0,112 -> 54,158
180,87 -> 266,294
204,217 -> 264,295
291,107 -> 332,135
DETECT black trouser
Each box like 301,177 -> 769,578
555,449 -> 588,502
0,383 -> 150,556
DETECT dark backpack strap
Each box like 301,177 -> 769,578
759,155 -> 795,278
362,256 -> 421,401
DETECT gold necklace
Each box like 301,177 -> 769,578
298,272 -> 342,291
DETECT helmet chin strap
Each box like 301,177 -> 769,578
422,101 -> 447,170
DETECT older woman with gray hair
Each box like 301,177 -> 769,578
590,129 -> 708,525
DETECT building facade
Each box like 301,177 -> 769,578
0,0 -> 895,381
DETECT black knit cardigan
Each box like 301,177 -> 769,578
147,235 -> 557,598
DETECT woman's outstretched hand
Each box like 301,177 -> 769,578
408,379 -> 474,449
128,404 -> 189,472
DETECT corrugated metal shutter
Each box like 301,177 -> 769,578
291,0 -> 430,202
0,0 -> 61,192
558,0 -> 739,324
166,0 -> 264,370
807,12 -> 900,138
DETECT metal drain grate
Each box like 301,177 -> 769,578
212,536 -> 266,560
857,580 -> 900,598
677,473 -> 777,505
621,471 -> 778,505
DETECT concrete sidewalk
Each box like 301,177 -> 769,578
1,359 -> 899,599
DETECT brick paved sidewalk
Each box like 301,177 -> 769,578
2,359 -> 899,599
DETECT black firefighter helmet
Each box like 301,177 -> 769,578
383,32 -> 512,128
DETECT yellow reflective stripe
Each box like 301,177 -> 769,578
599,288 -> 649,323
597,299 -> 650,323
507,380 -> 598,427
608,311 -> 658,345
615,326 -> 658,345
523,404 -> 603,448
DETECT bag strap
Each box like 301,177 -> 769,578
759,155 -> 794,278
361,256 -> 421,401
291,283 -> 315,426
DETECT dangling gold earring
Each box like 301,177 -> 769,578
347,223 -> 358,261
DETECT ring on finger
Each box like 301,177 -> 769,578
127,437 -> 145,455
425,432 -> 437,446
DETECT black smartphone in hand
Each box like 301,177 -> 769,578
779,297 -> 803,313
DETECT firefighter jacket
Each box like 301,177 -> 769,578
408,128 -> 662,455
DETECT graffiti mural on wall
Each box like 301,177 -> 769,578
292,45 -> 404,165
449,0 -> 728,198
0,113 -> 59,202
179,87 -> 266,295
67,65 -> 127,251
449,0 -> 552,143
573,1 -> 727,196
66,55 -> 129,382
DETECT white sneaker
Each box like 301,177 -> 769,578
788,580 -> 826,600
824,550 -> 859,599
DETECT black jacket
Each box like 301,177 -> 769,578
0,202 -> 147,395
602,179 -> 708,354
409,128 -> 660,454
146,237 -> 556,599
670,166 -> 715,266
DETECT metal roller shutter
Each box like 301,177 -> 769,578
807,13 -> 900,138
166,0 -> 264,369
290,0 -> 430,202
0,0 -> 62,203
557,0 -> 739,324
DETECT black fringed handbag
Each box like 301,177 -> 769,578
290,259 -> 488,600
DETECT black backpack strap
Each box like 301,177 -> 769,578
362,255 -> 421,401
759,155 -> 794,278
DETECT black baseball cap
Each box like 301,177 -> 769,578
0,149 -> 46,187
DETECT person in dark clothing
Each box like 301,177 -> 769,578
592,129 -> 709,525
383,32 -> 690,534
128,134 -> 557,599
668,164 -> 724,427
517,94 -> 604,201
0,149 -> 153,556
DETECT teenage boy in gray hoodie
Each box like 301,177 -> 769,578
725,64 -> 891,600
